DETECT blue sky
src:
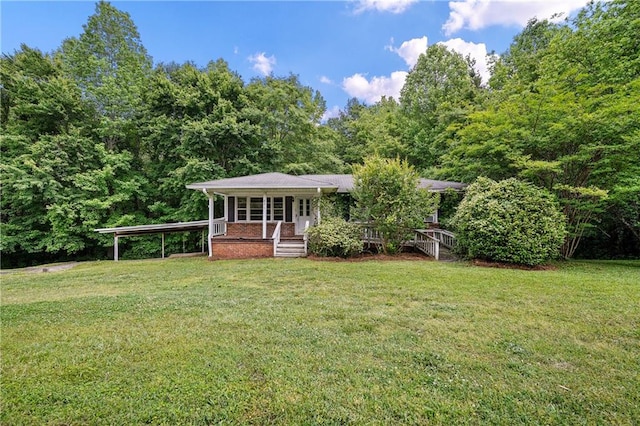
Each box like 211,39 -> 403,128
2,0 -> 589,119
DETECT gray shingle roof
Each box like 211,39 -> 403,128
187,172 -> 466,193
186,172 -> 338,192
301,174 -> 466,193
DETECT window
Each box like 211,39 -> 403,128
237,197 -> 247,221
299,199 -> 311,216
250,197 -> 263,221
235,196 -> 285,222
273,197 -> 284,221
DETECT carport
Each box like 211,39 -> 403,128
95,220 -> 209,261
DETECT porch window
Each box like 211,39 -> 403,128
237,197 -> 247,221
236,196 -> 285,222
273,197 -> 284,221
249,197 -> 263,221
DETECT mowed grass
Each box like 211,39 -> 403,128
1,258 -> 639,425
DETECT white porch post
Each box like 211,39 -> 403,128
262,194 -> 267,239
317,188 -> 322,225
114,235 -> 119,261
161,233 -> 165,259
205,190 -> 214,257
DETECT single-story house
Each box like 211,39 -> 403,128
186,172 -> 465,259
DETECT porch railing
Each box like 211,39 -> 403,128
272,220 -> 283,256
414,230 -> 440,260
426,228 -> 456,249
212,218 -> 227,236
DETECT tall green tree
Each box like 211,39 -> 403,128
140,60 -> 265,222
59,0 -> 152,152
352,156 -> 438,254
1,46 -> 145,266
400,44 -> 481,172
246,74 -> 341,174
440,0 -> 640,258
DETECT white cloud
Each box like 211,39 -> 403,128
320,75 -> 333,85
342,71 -> 408,104
438,38 -> 496,84
387,36 -> 428,68
248,52 -> 276,76
443,0 -> 589,36
322,105 -> 342,122
354,0 -> 417,14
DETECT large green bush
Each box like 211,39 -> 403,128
307,217 -> 363,258
451,177 -> 567,266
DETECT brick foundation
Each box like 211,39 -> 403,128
211,238 -> 273,259
225,222 -> 296,238
208,222 -> 299,259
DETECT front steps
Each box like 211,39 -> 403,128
275,239 -> 306,257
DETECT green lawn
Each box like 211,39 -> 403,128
1,258 -> 639,424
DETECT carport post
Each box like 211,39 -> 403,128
114,235 -> 119,261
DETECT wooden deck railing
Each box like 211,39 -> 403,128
359,223 -> 456,260
425,229 -> 456,249
414,230 -> 440,260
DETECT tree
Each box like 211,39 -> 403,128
59,1 -> 152,152
440,0 -> 640,258
450,178 -> 566,266
246,74 -> 342,174
352,156 -> 438,254
400,44 -> 481,172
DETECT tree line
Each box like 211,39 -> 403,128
1,0 -> 638,267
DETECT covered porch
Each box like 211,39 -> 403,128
186,173 -> 339,259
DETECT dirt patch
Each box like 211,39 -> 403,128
307,252 -> 430,262
0,262 -> 80,275
471,259 -> 557,271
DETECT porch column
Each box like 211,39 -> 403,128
205,190 -> 214,257
317,188 -> 322,225
114,235 -> 119,261
262,194 -> 267,239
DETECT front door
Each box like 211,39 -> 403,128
295,198 -> 313,235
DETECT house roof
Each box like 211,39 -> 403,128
301,174 -> 466,193
186,172 -> 338,194
186,172 -> 466,194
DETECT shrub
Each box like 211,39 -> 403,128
450,177 -> 567,266
352,155 -> 439,254
307,217 -> 363,258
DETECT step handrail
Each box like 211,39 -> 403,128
414,229 -> 440,260
303,220 -> 310,255
272,221 -> 283,256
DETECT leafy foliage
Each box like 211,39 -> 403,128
307,217 -> 363,257
2,0 -> 638,265
451,178 -> 567,265
352,156 -> 439,254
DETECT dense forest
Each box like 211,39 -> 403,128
1,0 -> 638,267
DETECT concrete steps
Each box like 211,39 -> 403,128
275,241 -> 306,258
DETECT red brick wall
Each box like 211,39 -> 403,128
211,239 -> 273,259
226,222 -> 295,238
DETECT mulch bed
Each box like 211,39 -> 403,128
307,252 -> 430,262
471,259 -> 557,271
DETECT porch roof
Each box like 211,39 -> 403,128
186,172 -> 338,195
186,172 -> 466,194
